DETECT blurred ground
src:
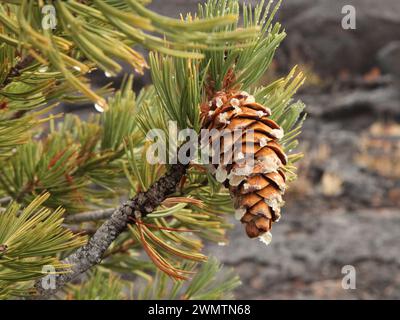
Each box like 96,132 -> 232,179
210,209 -> 400,299
68,0 -> 400,299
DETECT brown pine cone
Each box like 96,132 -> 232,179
201,90 -> 287,245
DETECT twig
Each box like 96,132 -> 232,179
64,208 -> 115,223
0,196 -> 11,206
0,54 -> 34,90
63,196 -> 203,224
33,163 -> 188,298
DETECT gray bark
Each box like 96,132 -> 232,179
34,163 -> 187,298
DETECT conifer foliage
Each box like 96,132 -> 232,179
0,0 -> 305,299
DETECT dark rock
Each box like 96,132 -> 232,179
277,0 -> 400,76
301,86 -> 400,122
378,41 -> 400,78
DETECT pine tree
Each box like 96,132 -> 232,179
0,0 -> 305,299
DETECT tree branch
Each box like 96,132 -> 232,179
33,163 -> 188,298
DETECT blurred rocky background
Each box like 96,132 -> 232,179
66,0 -> 400,299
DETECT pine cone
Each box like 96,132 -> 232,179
201,90 -> 287,245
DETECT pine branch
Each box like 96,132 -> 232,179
0,193 -> 86,298
67,269 -> 127,300
63,194 -> 202,223
34,162 -> 188,298
1,0 -> 257,105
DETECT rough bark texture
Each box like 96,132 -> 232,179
34,163 -> 187,298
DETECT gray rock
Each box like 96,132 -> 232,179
378,41 -> 400,78
302,86 -> 400,120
